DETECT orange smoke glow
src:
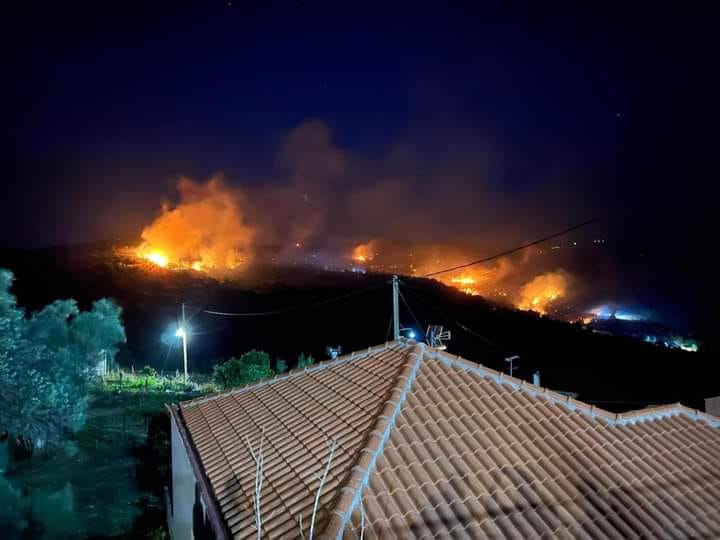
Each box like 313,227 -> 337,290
516,271 -> 569,314
448,273 -> 484,295
351,242 -> 376,264
134,177 -> 254,273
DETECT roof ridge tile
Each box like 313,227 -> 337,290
322,343 -> 426,539
433,349 -> 720,429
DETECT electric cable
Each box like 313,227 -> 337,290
385,315 -> 393,341
401,283 -> 512,356
398,289 -> 423,334
424,215 -> 604,277
203,282 -> 385,317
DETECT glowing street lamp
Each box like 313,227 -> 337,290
176,326 -> 188,382
400,327 -> 417,340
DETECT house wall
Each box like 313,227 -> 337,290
169,413 -> 197,540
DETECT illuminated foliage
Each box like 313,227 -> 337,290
0,269 -> 126,450
212,350 -> 274,389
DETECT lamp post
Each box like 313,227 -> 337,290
176,326 -> 188,383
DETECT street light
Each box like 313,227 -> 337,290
400,327 -> 416,340
176,326 -> 188,382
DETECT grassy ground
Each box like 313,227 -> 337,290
2,372 -> 212,540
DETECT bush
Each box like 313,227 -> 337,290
212,350 -> 274,389
297,352 -> 315,369
139,365 -> 157,378
0,269 -> 126,451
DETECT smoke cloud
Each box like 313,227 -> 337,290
136,177 -> 254,272
134,120 -> 598,310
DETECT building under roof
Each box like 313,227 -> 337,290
167,340 -> 720,539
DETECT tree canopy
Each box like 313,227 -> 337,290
0,269 -> 126,449
212,350 -> 274,389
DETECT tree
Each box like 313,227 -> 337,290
297,352 -> 315,369
276,358 -> 288,373
0,269 -> 126,453
212,350 -> 274,389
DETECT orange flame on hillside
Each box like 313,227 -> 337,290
448,272 -> 485,296
516,271 -> 569,314
351,242 -> 377,264
135,177 -> 254,273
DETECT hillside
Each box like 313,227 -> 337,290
1,244 -> 716,412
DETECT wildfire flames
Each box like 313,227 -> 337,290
440,267 -> 568,313
134,177 -> 253,273
349,240 -> 568,312
516,271 -> 570,314
128,173 -> 571,316
352,242 -> 376,264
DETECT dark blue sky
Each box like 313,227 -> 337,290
3,1 -> 717,248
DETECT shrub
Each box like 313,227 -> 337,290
139,365 -> 157,378
212,350 -> 274,389
297,352 -> 315,369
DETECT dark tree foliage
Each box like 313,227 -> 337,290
212,350 -> 274,389
0,269 -> 126,450
297,352 -> 315,369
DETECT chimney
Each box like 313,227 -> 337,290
705,396 -> 720,417
532,371 -> 541,386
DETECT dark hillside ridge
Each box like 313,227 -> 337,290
0,244 -> 716,412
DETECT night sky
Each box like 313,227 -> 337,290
3,1 -> 718,310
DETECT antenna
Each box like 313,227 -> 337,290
425,325 -> 451,350
326,346 -> 342,359
504,355 -> 520,376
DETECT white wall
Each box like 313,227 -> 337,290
169,413 -> 197,540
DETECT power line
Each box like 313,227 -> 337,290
385,315 -> 394,342
203,283 -> 385,317
398,289 -> 423,332
401,283 -> 512,356
424,215 -> 605,277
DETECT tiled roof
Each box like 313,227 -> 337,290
172,340 -> 720,539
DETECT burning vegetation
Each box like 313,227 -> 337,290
126,176 -> 572,315
134,177 -> 253,273
123,120 -> 579,316
516,271 -> 570,315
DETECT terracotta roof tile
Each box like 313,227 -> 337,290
173,341 -> 720,539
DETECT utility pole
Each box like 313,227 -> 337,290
392,275 -> 400,341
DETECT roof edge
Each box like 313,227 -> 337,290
435,350 -> 720,429
177,339 -> 412,408
322,343 -> 426,539
167,404 -> 232,540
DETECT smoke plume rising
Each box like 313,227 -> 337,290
132,120 -> 598,311
136,177 -> 253,272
